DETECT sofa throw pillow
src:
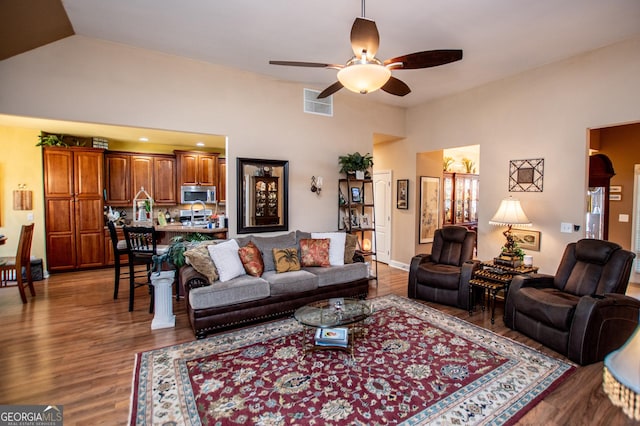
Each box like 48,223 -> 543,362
184,244 -> 219,283
238,241 -> 264,277
312,232 -> 346,266
249,232 -> 297,272
300,238 -> 331,267
344,233 -> 358,264
207,239 -> 246,282
272,247 -> 301,273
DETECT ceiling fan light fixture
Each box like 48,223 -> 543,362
337,59 -> 391,94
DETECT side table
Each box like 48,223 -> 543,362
468,261 -> 538,324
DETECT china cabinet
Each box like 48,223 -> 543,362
442,172 -> 479,227
253,176 -> 279,225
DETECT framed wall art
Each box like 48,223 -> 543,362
397,179 -> 409,209
509,158 -> 544,192
351,187 -> 362,203
511,228 -> 541,251
419,176 -> 440,244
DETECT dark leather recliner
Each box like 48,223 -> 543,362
505,239 -> 639,365
408,226 -> 477,309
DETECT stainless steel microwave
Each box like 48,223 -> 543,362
181,185 -> 216,204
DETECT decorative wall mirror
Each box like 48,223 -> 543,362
237,157 -> 289,234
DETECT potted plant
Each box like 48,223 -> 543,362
166,233 -> 212,269
338,152 -> 374,179
36,133 -> 68,147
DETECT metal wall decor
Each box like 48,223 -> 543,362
509,158 -> 544,192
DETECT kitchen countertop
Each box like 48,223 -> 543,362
106,223 -> 228,234
158,225 -> 228,234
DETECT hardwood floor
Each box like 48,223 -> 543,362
0,264 -> 637,425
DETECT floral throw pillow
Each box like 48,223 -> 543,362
238,241 -> 264,277
299,238 -> 330,267
272,247 -> 301,273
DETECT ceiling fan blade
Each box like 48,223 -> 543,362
317,81 -> 344,98
381,76 -> 411,97
384,49 -> 463,70
269,60 -> 341,69
350,17 -> 379,58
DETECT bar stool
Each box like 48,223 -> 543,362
123,225 -> 169,312
107,221 -> 129,300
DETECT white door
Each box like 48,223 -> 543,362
373,170 -> 392,264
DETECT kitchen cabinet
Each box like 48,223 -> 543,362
442,172 -> 479,228
218,157 -> 226,204
131,155 -> 153,198
105,152 -> 177,206
175,150 -> 218,187
44,147 -> 105,271
153,155 -> 177,205
104,226 -> 128,266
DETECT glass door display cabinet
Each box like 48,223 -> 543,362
443,173 -> 479,227
253,176 -> 279,225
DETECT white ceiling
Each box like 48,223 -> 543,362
60,0 -> 640,108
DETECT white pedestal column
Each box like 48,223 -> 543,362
150,270 -> 176,330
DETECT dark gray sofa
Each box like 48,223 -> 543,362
179,231 -> 370,339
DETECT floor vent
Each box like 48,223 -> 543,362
304,88 -> 333,116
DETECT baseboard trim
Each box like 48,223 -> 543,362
388,260 -> 409,271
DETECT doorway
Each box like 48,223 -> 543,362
631,164 -> 640,283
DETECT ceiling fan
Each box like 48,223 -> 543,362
269,0 -> 463,99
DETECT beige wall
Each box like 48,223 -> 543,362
0,127 -> 45,259
382,36 -> 640,273
1,34 -> 639,275
0,36 -> 405,265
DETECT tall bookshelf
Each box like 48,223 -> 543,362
338,178 -> 378,285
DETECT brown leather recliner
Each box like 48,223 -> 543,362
408,226 -> 477,309
505,239 -> 639,365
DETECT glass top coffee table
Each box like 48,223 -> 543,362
294,298 -> 372,360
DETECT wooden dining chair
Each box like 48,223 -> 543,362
0,223 -> 36,303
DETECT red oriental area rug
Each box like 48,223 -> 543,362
130,295 -> 574,425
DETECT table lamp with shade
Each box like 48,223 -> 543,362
604,321 -> 640,420
489,196 -> 531,267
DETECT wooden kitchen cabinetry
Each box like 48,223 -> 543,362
44,147 -> 105,271
105,152 -> 176,206
218,158 -> 226,204
175,150 -> 218,187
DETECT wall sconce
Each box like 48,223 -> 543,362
311,176 -> 323,196
13,184 -> 33,211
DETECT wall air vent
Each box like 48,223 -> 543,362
304,88 -> 333,117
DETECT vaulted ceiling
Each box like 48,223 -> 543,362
3,0 -> 640,109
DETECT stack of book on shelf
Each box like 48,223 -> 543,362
314,327 -> 348,348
